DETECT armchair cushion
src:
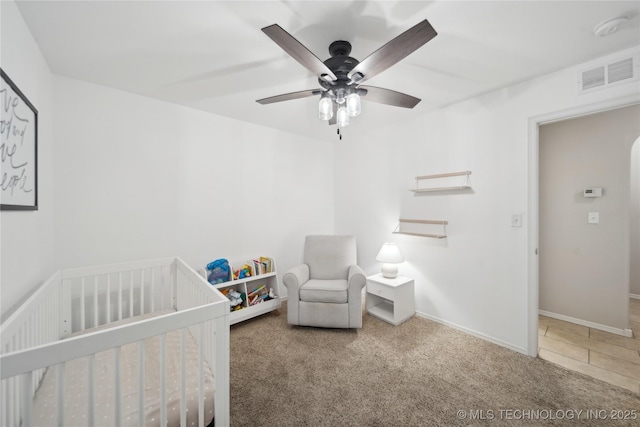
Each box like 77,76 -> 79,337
300,279 -> 348,303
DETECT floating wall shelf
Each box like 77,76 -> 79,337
393,218 -> 448,239
410,170 -> 472,193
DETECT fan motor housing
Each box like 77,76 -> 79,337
319,40 -> 360,89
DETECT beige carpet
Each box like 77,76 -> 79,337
229,301 -> 639,426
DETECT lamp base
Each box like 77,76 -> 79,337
380,263 -> 398,279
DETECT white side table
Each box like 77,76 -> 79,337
366,274 -> 415,325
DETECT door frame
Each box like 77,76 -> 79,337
526,93 -> 640,357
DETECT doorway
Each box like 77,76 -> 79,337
538,105 -> 639,334
527,95 -> 640,357
528,101 -> 640,393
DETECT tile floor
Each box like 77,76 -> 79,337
538,298 -> 640,394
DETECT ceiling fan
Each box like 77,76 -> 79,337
256,19 -> 437,133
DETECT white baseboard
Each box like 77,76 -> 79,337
538,309 -> 633,337
415,310 -> 529,356
630,293 -> 640,300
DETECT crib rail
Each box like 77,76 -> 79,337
1,271 -> 63,426
0,257 -> 230,427
61,257 -> 177,335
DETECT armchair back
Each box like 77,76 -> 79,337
304,235 -> 357,280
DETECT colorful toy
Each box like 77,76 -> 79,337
233,264 -> 253,280
206,258 -> 230,284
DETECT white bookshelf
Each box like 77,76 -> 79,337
201,258 -> 281,325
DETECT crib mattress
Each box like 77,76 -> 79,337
32,310 -> 215,427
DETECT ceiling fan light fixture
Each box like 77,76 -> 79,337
337,105 -> 349,127
318,94 -> 333,120
258,19 -> 437,135
335,87 -> 347,104
346,92 -> 361,117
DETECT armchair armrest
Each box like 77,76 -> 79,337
347,265 -> 366,292
283,264 -> 310,295
283,264 -> 309,326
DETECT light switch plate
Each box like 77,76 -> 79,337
588,212 -> 600,224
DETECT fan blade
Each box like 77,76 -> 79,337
359,86 -> 421,109
348,19 -> 437,85
262,24 -> 337,82
256,89 -> 321,105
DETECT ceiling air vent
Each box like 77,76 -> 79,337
577,52 -> 639,95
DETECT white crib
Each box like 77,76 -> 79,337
0,257 -> 230,427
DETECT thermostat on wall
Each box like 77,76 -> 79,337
583,187 -> 603,197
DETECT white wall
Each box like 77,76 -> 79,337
631,138 -> 640,296
3,3 -> 639,357
53,76 -> 334,287
539,105 -> 640,330
0,0 -> 55,320
334,46 -> 640,353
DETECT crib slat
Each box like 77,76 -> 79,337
11,375 -> 17,426
160,267 -> 165,309
214,314 -> 230,426
31,306 -> 37,352
21,372 -> 33,427
1,378 -> 6,426
56,363 -> 65,427
160,334 -> 167,427
19,324 -> 24,352
113,347 -> 121,426
180,329 -> 186,427
199,324 -> 205,427
88,354 -> 95,425
61,279 -> 71,337
137,340 -> 145,427
171,263 -> 176,309
129,271 -> 134,317
140,270 -> 145,315
118,272 -> 123,321
151,268 -> 156,312
94,276 -> 99,328
1,380 -> 5,426
81,277 -> 86,331
107,274 -> 112,324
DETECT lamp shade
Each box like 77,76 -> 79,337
318,95 -> 333,120
336,105 -> 349,127
376,243 -> 404,263
346,93 -> 361,117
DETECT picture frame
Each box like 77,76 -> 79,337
1,68 -> 38,211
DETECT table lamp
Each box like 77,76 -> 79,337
376,243 -> 404,278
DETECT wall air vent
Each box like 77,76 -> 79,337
608,57 -> 634,83
577,51 -> 639,95
581,66 -> 605,91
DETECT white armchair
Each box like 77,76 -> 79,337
283,235 -> 366,328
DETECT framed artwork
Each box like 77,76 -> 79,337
1,68 -> 38,210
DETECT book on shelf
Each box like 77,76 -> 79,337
253,259 -> 265,275
259,256 -> 274,273
248,284 -> 266,298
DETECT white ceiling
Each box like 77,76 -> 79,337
14,1 -> 640,140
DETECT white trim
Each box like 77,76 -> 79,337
527,118 -> 540,357
630,293 -> 640,300
539,309 -> 633,338
415,310 -> 528,356
527,93 -> 640,357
